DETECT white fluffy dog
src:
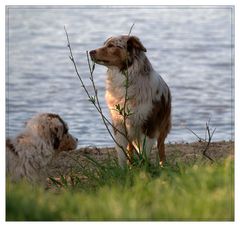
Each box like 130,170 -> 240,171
6,113 -> 78,182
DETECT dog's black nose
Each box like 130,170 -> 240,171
89,50 -> 96,56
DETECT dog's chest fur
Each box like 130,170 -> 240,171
105,67 -> 169,137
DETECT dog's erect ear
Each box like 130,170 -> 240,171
127,36 -> 147,52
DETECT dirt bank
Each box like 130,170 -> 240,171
48,141 -> 234,176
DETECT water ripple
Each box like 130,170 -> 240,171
6,7 -> 234,146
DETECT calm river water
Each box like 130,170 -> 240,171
6,6 -> 234,147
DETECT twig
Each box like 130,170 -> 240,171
85,49 -> 134,142
186,127 -> 204,142
64,26 -> 92,100
128,23 -> 135,36
202,122 -> 216,162
122,67 -> 130,141
186,120 -> 216,162
85,51 -> 132,143
86,51 -> 131,161
122,23 -> 141,159
113,22 -> 135,139
64,26 -> 131,163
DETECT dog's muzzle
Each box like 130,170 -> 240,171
89,50 -> 97,60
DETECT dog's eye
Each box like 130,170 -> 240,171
107,44 -> 114,48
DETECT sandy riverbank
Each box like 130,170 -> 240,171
48,141 -> 234,176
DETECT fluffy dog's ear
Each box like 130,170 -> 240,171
53,136 -> 60,150
50,126 -> 62,150
127,36 -> 147,52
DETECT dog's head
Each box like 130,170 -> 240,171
25,113 -> 78,151
89,35 -> 146,70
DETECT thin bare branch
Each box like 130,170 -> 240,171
85,51 -> 137,161
202,122 -> 216,162
64,26 -> 92,100
128,23 -> 135,36
64,26 -> 132,163
186,127 -> 205,142
86,51 -> 131,162
186,121 -> 215,162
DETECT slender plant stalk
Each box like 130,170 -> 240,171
186,127 -> 204,142
122,65 -> 130,142
111,23 -> 141,160
124,24 -> 141,159
86,52 -> 131,161
187,119 -> 215,162
85,51 -> 132,142
128,23 -> 135,36
64,26 -> 131,163
202,122 -> 215,162
122,24 -> 135,139
64,26 -> 92,100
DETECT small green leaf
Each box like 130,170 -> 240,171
48,177 -> 62,187
60,175 -> 68,187
115,104 -> 121,111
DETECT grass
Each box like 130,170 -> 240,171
6,156 -> 234,221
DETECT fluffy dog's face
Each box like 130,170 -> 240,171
89,35 -> 146,70
25,113 -> 78,151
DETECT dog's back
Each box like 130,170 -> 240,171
6,135 -> 52,182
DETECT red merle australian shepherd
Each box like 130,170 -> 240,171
90,35 -> 171,167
